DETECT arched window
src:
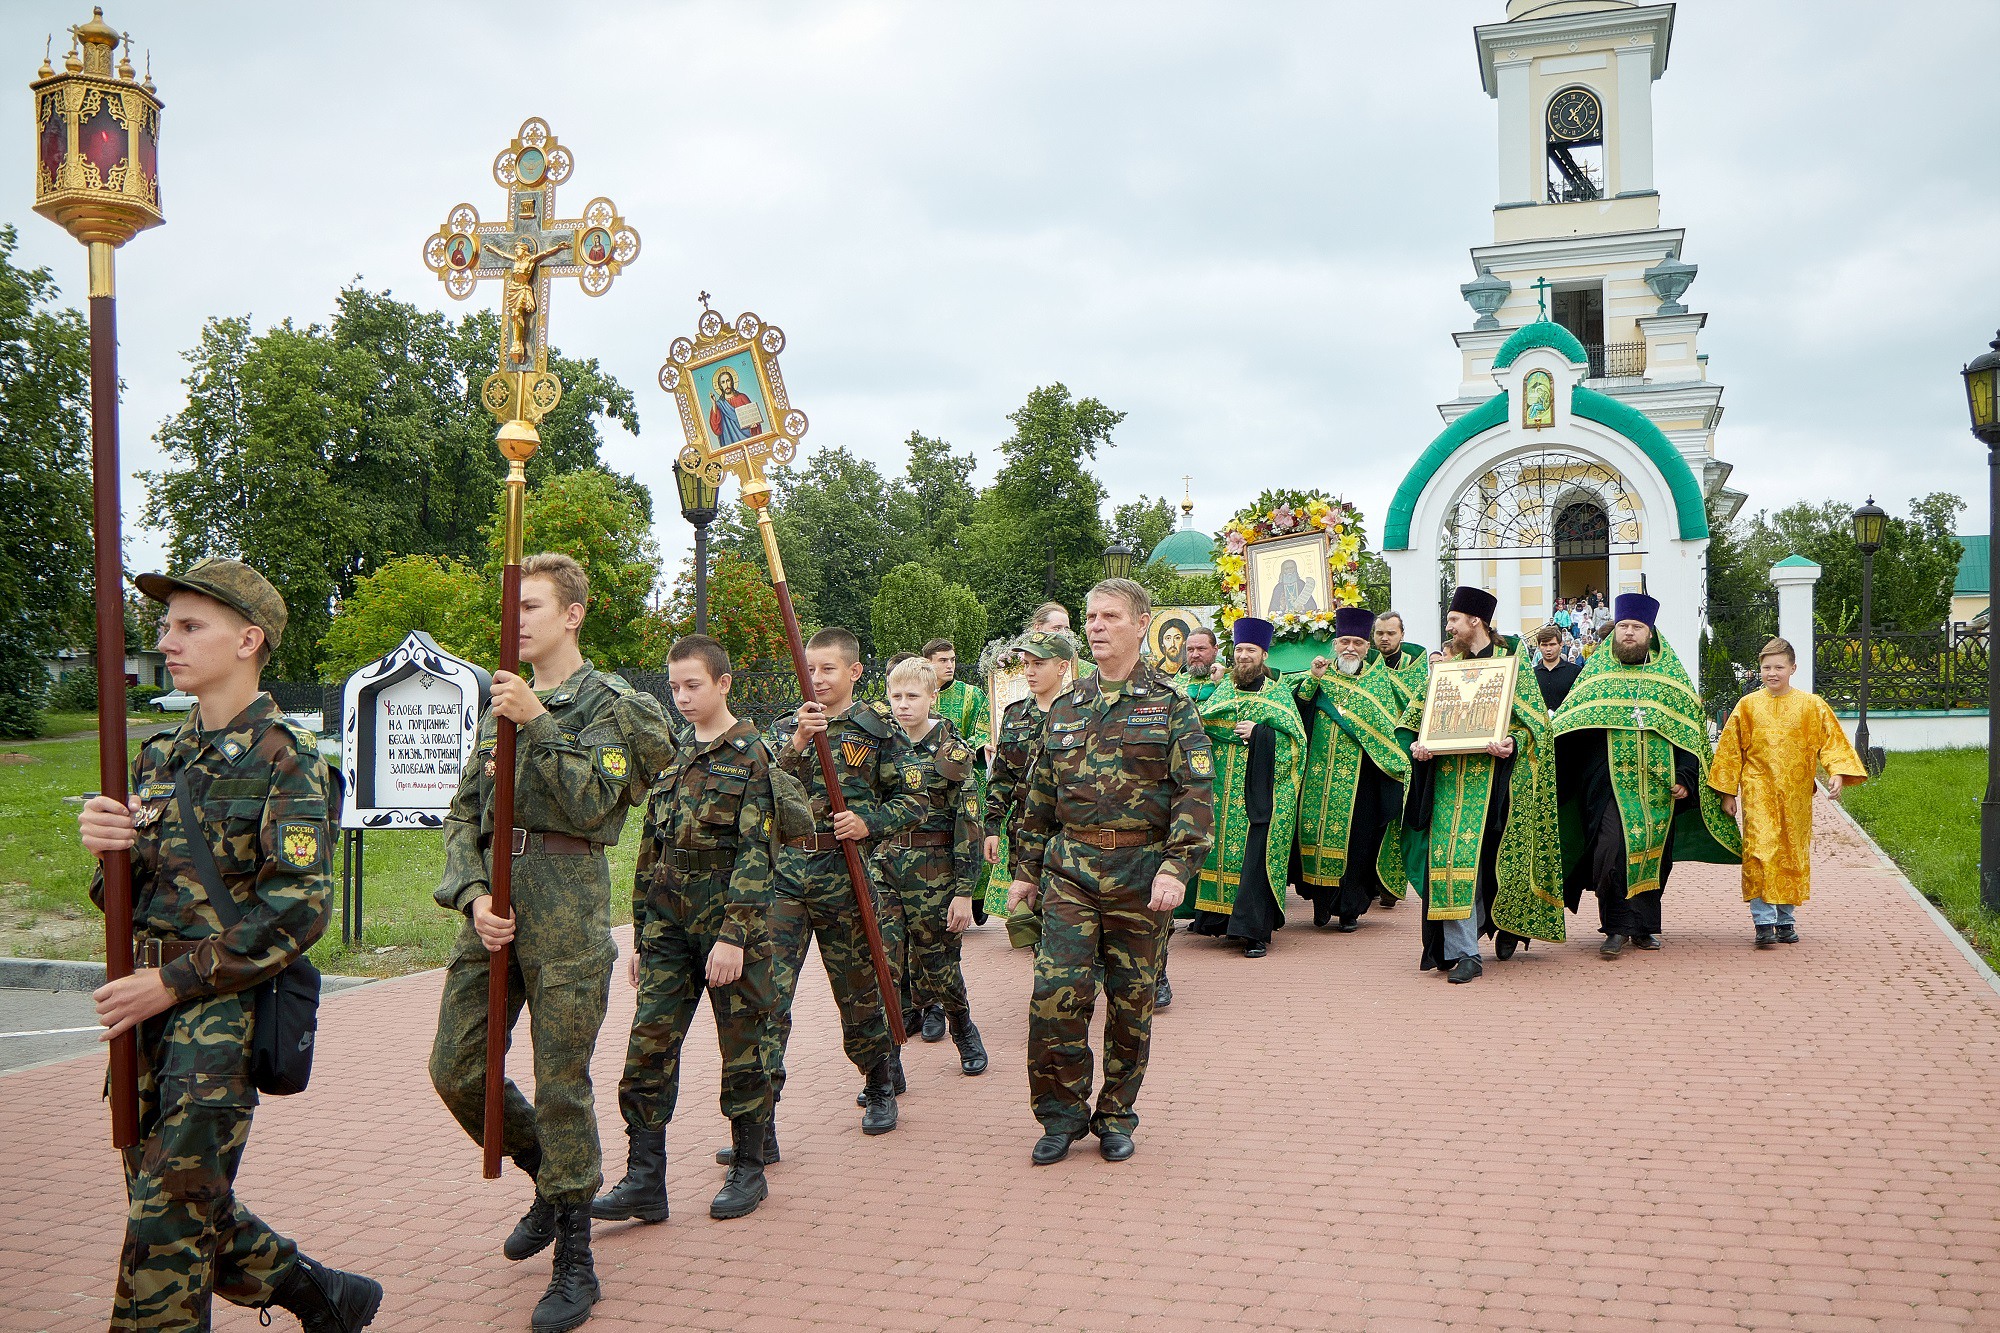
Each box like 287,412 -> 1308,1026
1554,500 -> 1610,559
1545,85 -> 1604,203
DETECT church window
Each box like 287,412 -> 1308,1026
1545,85 -> 1604,203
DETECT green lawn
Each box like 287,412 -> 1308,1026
1845,747 -> 1999,966
0,731 -> 638,978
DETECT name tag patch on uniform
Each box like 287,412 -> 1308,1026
141,782 -> 175,800
597,745 -> 629,780
1129,704 -> 1170,723
1189,750 -> 1214,778
1050,718 -> 1088,733
279,823 -> 321,868
839,737 -> 876,770
710,762 -> 751,780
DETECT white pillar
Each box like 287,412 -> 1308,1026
1495,60 -> 1534,205
1498,558 -> 1524,638
1614,46 -> 1654,195
1770,556 -> 1823,694
1385,548 -> 1440,652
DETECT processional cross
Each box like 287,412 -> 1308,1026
420,118 -> 639,1181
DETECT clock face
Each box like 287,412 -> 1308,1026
1547,88 -> 1602,143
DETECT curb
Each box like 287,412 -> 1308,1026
0,957 -> 376,996
1831,803 -> 2000,1001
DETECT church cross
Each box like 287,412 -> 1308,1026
422,117 -> 641,427
1632,706 -> 1648,728
1532,276 -> 1554,320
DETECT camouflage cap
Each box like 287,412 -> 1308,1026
1015,628 -> 1078,662
135,557 -> 287,649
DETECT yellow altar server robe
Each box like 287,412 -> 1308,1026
1707,687 -> 1867,905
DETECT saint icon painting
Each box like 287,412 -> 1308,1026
699,352 -> 771,448
1244,532 -> 1330,619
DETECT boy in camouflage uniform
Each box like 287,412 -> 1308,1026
985,629 -> 1078,951
1009,580 -> 1214,1166
78,558 -> 380,1332
763,627 -> 924,1138
427,554 -> 674,1333
877,657 -> 988,1076
592,635 -> 779,1226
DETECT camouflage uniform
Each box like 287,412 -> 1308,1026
987,694 -> 1050,948
872,719 -> 982,1018
429,663 -> 674,1205
93,693 -> 333,1330
617,717 -> 778,1131
1013,661 -> 1213,1138
764,701 -> 925,1097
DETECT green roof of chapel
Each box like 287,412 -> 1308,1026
1149,527 -> 1217,571
1491,320 -> 1588,370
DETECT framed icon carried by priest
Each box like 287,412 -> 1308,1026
1244,532 -> 1331,621
1416,654 -> 1521,755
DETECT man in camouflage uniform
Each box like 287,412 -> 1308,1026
592,635 -> 779,1227
1009,579 -> 1214,1165
764,626 -> 924,1137
79,558 -> 379,1332
877,656 -> 988,1076
428,553 -> 674,1332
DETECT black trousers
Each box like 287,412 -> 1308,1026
1591,796 -> 1663,936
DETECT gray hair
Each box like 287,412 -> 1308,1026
1086,578 -> 1151,621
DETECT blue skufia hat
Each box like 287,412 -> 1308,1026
1613,592 -> 1660,629
1232,616 -> 1275,651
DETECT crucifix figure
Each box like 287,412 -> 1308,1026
1632,706 -> 1648,729
422,116 -> 641,426
1533,275 -> 1554,320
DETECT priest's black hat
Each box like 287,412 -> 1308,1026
1448,585 -> 1499,623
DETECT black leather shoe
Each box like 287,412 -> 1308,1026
1243,941 -> 1268,958
860,1056 -> 899,1135
1775,924 -> 1799,944
1031,1132 -> 1074,1165
921,1005 -> 948,1043
590,1126 -> 667,1223
1631,933 -> 1662,950
1600,933 -> 1627,959
948,1010 -> 988,1076
269,1254 -> 383,1333
1337,915 -> 1359,933
1154,976 -> 1173,1009
504,1194 -> 558,1261
1377,891 -> 1398,909
1755,924 -> 1777,949
714,1120 -> 779,1168
1447,957 -> 1483,984
530,1206 -> 600,1333
1098,1132 -> 1135,1162
709,1118 -> 769,1220
1494,931 -> 1520,961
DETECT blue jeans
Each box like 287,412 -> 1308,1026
1440,914 -> 1480,961
1748,898 -> 1796,927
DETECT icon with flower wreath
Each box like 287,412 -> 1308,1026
1215,489 -> 1367,643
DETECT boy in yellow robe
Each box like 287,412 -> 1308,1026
1707,636 -> 1868,948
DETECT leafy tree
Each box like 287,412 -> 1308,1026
316,555 -> 488,682
888,432 -> 980,566
870,562 -> 990,662
0,226 -> 94,736
1112,496 -> 1176,563
1134,559 -> 1225,612
960,384 -> 1119,633
640,551 -> 791,672
1734,492 -> 1966,634
483,469 -> 659,669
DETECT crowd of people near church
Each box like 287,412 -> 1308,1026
74,553 -> 1870,1333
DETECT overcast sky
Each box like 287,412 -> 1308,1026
6,0 -> 1999,588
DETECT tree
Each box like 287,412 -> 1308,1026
887,431 -> 980,565
1112,496 -> 1176,564
1733,493 -> 1966,635
316,555 -> 488,682
639,551 -> 790,672
0,226 -> 91,737
483,469 -> 660,668
960,384 -> 1119,633
1134,559 -> 1224,612
870,562 -> 989,662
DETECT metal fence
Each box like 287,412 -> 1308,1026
1814,628 -> 1989,712
1583,341 -> 1647,378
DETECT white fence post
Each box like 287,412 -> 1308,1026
1769,555 -> 1823,694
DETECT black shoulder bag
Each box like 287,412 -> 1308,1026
173,773 -> 321,1096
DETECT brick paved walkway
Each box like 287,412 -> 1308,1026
7,804 -> 2000,1331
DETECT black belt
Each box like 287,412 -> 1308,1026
134,937 -> 201,969
666,847 -> 732,873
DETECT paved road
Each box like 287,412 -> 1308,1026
0,989 -> 102,1073
4,804 -> 1998,1330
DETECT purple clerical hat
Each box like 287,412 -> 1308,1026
1613,592 -> 1660,629
1232,616 -> 1275,651
1334,607 -> 1375,640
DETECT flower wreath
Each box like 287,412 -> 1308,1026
1216,488 -> 1366,641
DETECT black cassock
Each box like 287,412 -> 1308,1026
1300,742 -> 1401,926
1560,729 -> 1698,937
1190,714 -> 1284,944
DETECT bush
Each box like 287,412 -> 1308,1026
46,665 -> 97,713
128,684 -> 166,710
0,644 -> 46,739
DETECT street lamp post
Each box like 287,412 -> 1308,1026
1962,331 -> 2000,912
675,457 -> 722,635
32,8 -> 165,1151
1103,538 -> 1137,582
1851,497 -> 1886,776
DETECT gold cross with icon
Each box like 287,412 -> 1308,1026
422,117 -> 639,429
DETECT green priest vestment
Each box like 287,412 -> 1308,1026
1293,660 -> 1411,896
1189,676 -> 1306,920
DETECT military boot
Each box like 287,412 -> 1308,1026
948,1009 -> 988,1076
860,1055 -> 899,1135
855,1048 -> 907,1106
590,1126 -> 668,1223
531,1205 -> 600,1333
268,1254 -> 383,1332
710,1118 -> 770,1220
504,1194 -> 558,1262
714,1119 -> 779,1167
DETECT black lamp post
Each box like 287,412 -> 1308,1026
1962,330 -> 2000,912
1103,538 -> 1137,581
674,457 -> 721,634
1851,496 -> 1887,776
